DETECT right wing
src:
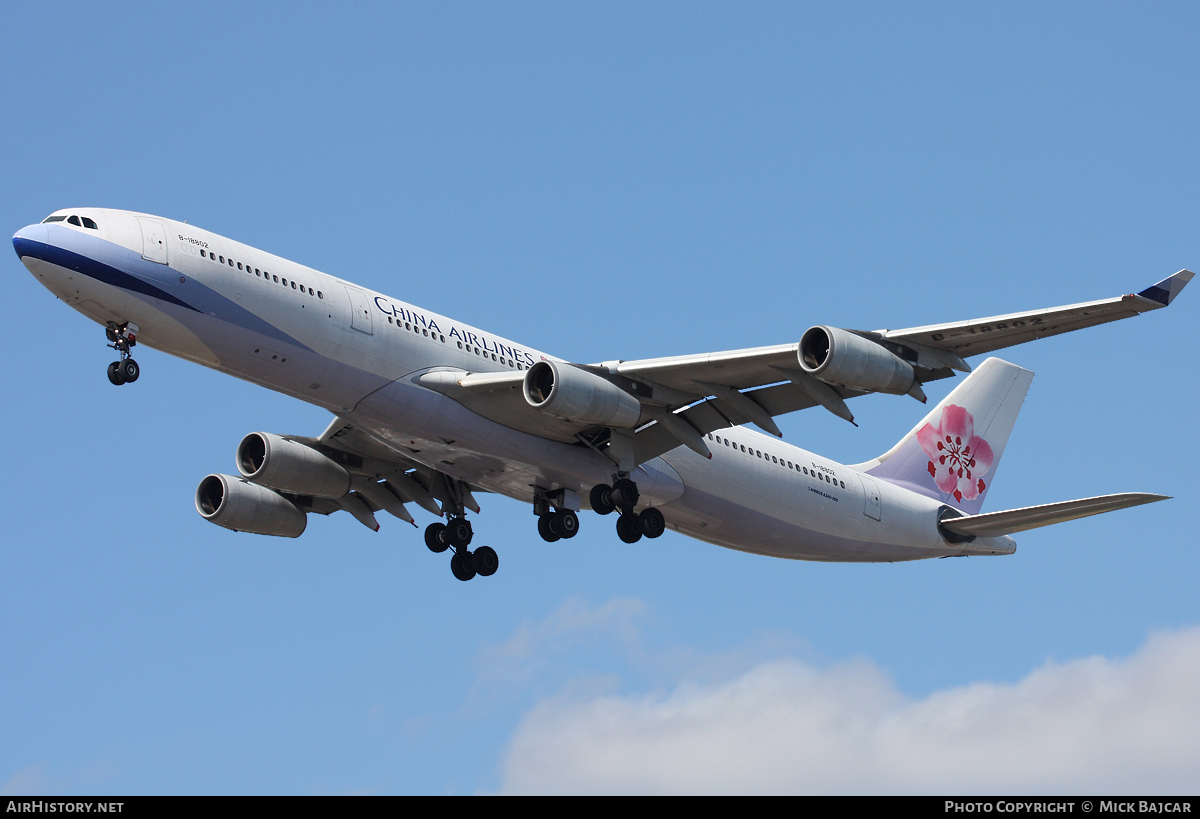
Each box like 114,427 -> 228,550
430,271 -> 1191,470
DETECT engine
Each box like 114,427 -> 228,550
195,474 -> 307,537
523,361 -> 642,429
236,432 -> 351,497
798,326 -> 916,395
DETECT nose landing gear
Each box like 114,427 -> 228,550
105,322 -> 140,386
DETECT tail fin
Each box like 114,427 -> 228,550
853,358 -> 1034,514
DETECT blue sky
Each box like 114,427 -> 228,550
2,2 -> 1198,794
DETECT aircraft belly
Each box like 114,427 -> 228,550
349,380 -> 684,508
660,441 -> 950,562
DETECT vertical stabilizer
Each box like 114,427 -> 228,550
853,358 -> 1034,514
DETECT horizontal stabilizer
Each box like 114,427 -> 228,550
939,493 -> 1169,538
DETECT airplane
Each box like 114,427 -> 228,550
12,208 -> 1192,581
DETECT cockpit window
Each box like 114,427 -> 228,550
67,215 -> 82,226
42,215 -> 66,223
81,217 -> 98,229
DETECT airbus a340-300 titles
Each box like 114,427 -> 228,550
13,209 -> 1192,580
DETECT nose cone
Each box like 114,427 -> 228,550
13,223 -> 48,261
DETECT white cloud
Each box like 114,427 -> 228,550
499,625 -> 1200,794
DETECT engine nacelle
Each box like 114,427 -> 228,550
798,326 -> 916,395
195,474 -> 307,538
236,432 -> 351,498
523,360 -> 642,429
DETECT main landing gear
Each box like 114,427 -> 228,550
533,488 -> 580,543
105,322 -> 140,386
589,476 -> 666,544
425,518 -> 499,581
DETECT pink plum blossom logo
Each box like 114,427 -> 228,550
916,404 -> 995,503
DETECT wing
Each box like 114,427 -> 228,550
606,270 -> 1192,465
878,269 -> 1194,357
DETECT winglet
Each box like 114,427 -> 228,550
1137,269 -> 1194,307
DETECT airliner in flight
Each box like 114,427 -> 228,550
13,209 -> 1191,580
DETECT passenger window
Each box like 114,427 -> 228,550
273,275 -> 279,283
292,282 -> 297,289
318,291 -> 323,299
309,288 -> 314,295
282,278 -> 288,286
68,215 -> 81,226
201,250 -> 207,258
237,262 -> 243,270
228,258 -> 233,266
82,217 -> 98,229
458,342 -> 463,349
219,256 -> 225,263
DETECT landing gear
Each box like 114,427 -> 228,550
612,478 -> 639,512
537,509 -> 578,542
450,550 -> 477,581
105,322 -> 140,386
445,516 -> 473,548
473,546 -> 499,577
639,507 -> 666,539
594,476 -> 666,543
425,522 -> 449,553
590,484 -> 616,515
616,513 -> 642,543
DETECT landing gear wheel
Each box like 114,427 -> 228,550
611,478 -> 639,512
537,513 -> 561,543
450,550 -> 477,581
118,358 -> 140,383
107,362 -> 125,386
550,509 -> 579,539
425,522 -> 449,553
639,508 -> 666,539
616,513 -> 643,544
590,484 -> 616,516
446,517 -> 473,548
473,546 -> 499,577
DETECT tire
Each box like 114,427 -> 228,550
107,361 -> 125,386
611,478 -> 639,511
446,517 -> 473,548
537,514 -> 560,543
639,507 -> 666,539
451,551 -> 476,581
473,546 -> 499,577
119,359 -> 140,383
616,513 -> 642,544
550,509 -> 579,539
590,484 -> 615,515
425,522 -> 449,553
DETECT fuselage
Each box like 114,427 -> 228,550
13,207 -> 1015,562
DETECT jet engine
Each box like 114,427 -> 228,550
523,361 -> 642,429
195,474 -> 308,537
236,432 -> 351,497
798,326 -> 916,395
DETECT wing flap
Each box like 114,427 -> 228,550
939,493 -> 1169,538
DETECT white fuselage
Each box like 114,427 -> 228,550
14,208 -> 1016,562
